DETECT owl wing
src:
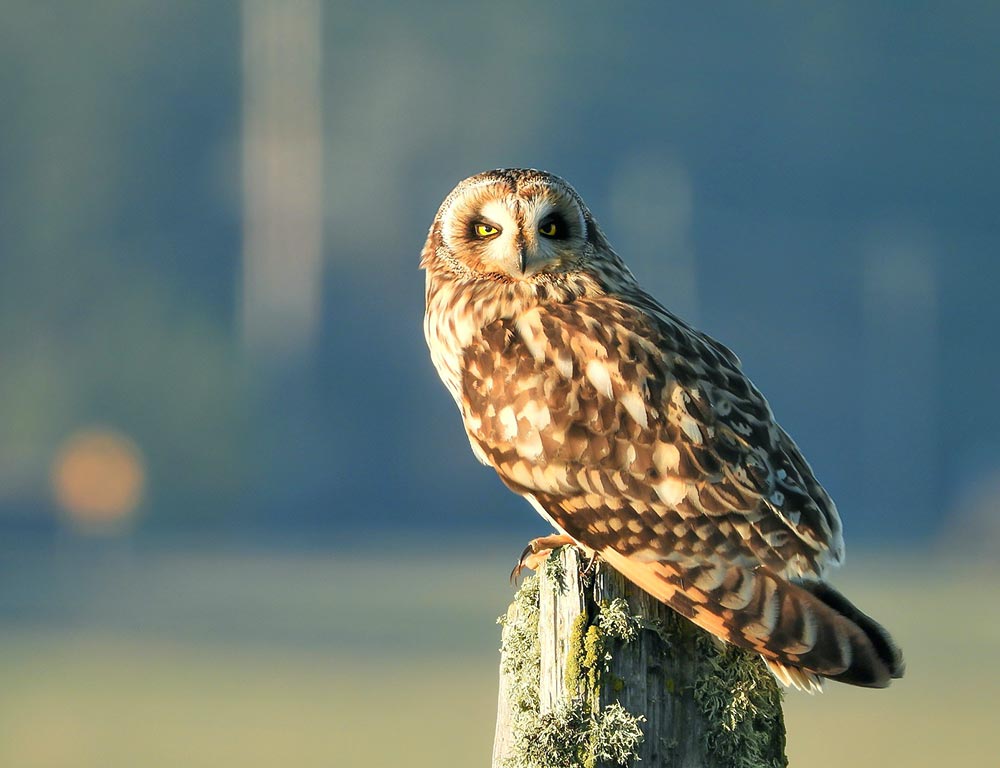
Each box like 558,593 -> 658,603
459,295 -> 901,687
461,293 -> 842,578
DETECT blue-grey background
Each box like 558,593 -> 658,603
3,2 -> 996,547
0,3 -> 997,767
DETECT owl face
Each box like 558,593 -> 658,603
431,169 -> 593,281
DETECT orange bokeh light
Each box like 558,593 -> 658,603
51,427 -> 145,527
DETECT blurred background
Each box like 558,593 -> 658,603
1,2 -> 997,766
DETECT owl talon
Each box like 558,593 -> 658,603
509,543 -> 536,583
510,534 -> 577,583
582,551 -> 601,576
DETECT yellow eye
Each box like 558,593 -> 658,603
539,222 -> 558,237
474,223 -> 499,238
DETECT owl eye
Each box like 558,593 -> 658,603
538,216 -> 565,239
474,222 -> 500,238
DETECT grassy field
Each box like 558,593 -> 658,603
0,545 -> 995,766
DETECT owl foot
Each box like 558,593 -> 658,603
510,534 -> 579,583
581,550 -> 601,576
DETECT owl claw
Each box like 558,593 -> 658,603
582,551 -> 601,576
510,534 -> 580,583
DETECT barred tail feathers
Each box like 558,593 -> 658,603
599,549 -> 904,690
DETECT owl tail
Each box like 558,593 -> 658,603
599,549 -> 905,691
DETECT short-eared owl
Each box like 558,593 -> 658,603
421,168 -> 903,690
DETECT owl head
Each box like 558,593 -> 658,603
420,168 -> 615,283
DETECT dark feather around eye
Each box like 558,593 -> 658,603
538,213 -> 568,239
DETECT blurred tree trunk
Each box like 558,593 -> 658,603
492,547 -> 787,768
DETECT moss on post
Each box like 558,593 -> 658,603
691,634 -> 787,768
494,570 -> 644,768
492,547 -> 787,768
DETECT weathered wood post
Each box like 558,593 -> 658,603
492,547 -> 787,768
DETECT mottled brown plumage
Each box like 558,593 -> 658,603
421,168 -> 903,690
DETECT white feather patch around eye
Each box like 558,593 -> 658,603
479,201 -> 517,233
524,193 -> 585,235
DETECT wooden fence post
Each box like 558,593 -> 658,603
492,547 -> 788,768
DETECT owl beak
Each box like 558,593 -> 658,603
521,247 -> 557,277
492,247 -> 529,279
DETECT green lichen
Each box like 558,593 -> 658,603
692,635 -> 788,768
590,702 -> 646,767
638,611 -> 678,648
564,611 -> 590,700
500,559 -> 644,768
506,697 -> 644,768
497,573 -> 542,750
543,546 -> 568,592
583,624 -> 607,698
565,605 -> 612,703
596,598 -> 641,643
499,551 -> 784,767
498,575 -> 540,678
567,598 -> 639,701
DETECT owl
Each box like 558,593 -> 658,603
421,168 -> 904,691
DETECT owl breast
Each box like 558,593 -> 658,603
423,270 -> 539,407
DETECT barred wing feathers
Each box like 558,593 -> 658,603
459,295 -> 902,688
